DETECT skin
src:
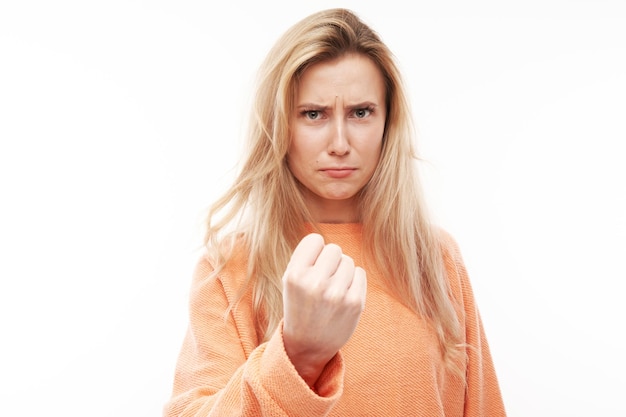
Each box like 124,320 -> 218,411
287,53 -> 387,224
282,53 -> 387,388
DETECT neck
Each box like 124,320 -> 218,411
305,197 -> 360,224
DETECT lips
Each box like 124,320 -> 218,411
321,167 -> 356,178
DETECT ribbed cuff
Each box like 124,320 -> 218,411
259,321 -> 344,416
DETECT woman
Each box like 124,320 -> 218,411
164,8 -> 506,416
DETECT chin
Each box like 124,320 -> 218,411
324,191 -> 359,201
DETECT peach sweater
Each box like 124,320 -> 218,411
163,224 -> 506,416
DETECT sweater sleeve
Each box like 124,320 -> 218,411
442,233 -> 507,417
162,255 -> 344,417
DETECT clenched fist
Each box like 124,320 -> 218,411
282,233 -> 367,387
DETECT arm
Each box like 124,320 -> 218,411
441,233 -> 507,417
461,276 -> 507,417
162,255 -> 344,417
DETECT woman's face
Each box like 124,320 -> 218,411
287,53 -> 387,223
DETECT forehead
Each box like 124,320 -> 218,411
295,54 -> 386,102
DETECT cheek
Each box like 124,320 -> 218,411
366,138 -> 384,163
288,135 -> 318,165
363,143 -> 384,178
285,146 -> 307,180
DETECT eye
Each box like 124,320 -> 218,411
353,107 -> 373,119
303,110 -> 322,120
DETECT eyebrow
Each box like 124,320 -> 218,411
295,101 -> 379,109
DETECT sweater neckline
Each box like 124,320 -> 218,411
304,222 -> 363,238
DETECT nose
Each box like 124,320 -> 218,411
328,120 -> 350,156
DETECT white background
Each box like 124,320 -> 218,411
1,1 -> 625,416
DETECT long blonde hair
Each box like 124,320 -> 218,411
204,8 -> 462,367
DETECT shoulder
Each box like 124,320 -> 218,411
433,226 -> 465,267
432,226 -> 474,306
190,235 -> 251,298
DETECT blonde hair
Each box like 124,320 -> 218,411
204,8 -> 462,368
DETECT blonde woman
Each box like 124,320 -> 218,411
164,8 -> 506,417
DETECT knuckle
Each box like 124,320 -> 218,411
323,287 -> 344,304
324,243 -> 343,258
341,254 -> 355,268
346,294 -> 365,313
304,233 -> 325,251
282,267 -> 302,285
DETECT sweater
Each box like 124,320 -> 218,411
163,223 -> 506,416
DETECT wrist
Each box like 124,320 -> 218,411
283,338 -> 332,388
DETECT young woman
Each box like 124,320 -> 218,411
163,8 -> 506,416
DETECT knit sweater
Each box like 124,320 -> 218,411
163,224 -> 506,416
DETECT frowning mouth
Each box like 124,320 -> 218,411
320,168 -> 356,178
